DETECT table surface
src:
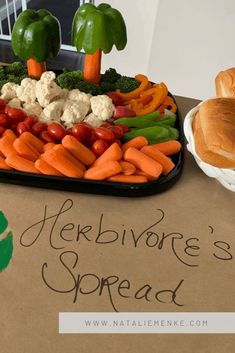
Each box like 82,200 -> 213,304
1,95 -> 235,353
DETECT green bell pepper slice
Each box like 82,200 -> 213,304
72,3 -> 127,54
12,9 -> 61,62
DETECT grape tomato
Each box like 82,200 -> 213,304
16,122 -> 31,135
4,106 -> 27,123
47,122 -> 66,140
92,139 -> 109,156
0,113 -> 10,128
94,127 -> 115,142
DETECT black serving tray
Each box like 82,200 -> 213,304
0,93 -> 184,197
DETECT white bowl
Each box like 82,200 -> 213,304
183,102 -> 235,192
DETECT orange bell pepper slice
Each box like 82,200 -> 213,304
115,74 -> 149,100
133,84 -> 168,115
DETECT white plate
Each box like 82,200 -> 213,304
184,102 -> 235,192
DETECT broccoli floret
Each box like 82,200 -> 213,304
56,70 -> 84,90
75,81 -> 102,95
6,73 -> 27,85
5,61 -> 27,76
0,66 -> 5,80
100,81 -> 116,93
101,68 -> 121,84
115,76 -> 140,93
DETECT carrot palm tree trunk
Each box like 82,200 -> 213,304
84,49 -> 102,84
27,58 -> 46,79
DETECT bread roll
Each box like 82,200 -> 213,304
215,68 -> 235,98
193,98 -> 235,168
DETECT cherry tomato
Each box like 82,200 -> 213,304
5,106 -> 27,123
10,123 -> 17,132
83,130 -> 97,147
39,131 -> 55,143
16,122 -> 31,136
100,121 -> 113,128
0,99 -> 6,112
0,113 -> 10,128
31,121 -> 48,136
94,127 -> 115,143
72,122 -> 93,140
91,139 -> 109,156
107,125 -> 124,139
116,124 -> 129,133
66,127 -> 73,135
0,126 -> 6,136
24,115 -> 38,127
47,122 -> 66,141
114,139 -> 122,147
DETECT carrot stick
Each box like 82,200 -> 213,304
84,160 -> 122,181
20,132 -> 44,154
35,158 -> 64,177
3,129 -> 17,142
41,149 -> 84,178
53,144 -> 86,172
84,49 -> 102,84
119,160 -> 136,175
13,138 -> 40,162
0,136 -> 16,157
151,140 -> 182,156
0,156 -> 12,170
27,58 -> 46,80
141,145 -> 175,175
62,135 -> 96,166
107,173 -> 148,183
124,147 -> 163,179
135,169 -> 157,181
43,142 -> 56,152
92,142 -> 123,167
5,152 -> 40,174
122,136 -> 148,153
0,150 -> 5,158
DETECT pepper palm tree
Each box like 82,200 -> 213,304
72,3 -> 127,84
11,9 -> 61,79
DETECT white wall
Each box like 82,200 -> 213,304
97,0 -> 235,100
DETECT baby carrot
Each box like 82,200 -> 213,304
107,173 -> 148,183
0,136 -> 16,157
135,169 -> 157,181
121,136 -> 148,153
141,145 -> 175,175
3,129 -> 17,142
42,149 -> 84,178
151,140 -> 181,156
20,131 -> 44,154
84,160 -> 122,181
119,160 -> 136,175
92,142 -> 122,167
43,142 -> 56,152
13,138 -> 40,161
62,135 -> 96,166
35,158 -> 63,177
0,156 -> 12,170
124,147 -> 163,179
5,152 -> 40,174
53,144 -> 86,172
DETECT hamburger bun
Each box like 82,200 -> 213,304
215,68 -> 235,98
193,98 -> 235,168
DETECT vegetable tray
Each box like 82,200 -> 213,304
0,93 -> 184,197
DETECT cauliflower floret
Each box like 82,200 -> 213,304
60,99 -> 89,128
83,112 -> 103,128
8,98 -> 22,109
40,100 -> 65,123
23,102 -> 42,117
54,88 -> 69,101
35,79 -> 62,108
40,71 -> 56,83
90,95 -> 115,120
0,82 -> 19,102
16,78 -> 37,103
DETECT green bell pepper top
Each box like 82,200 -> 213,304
12,9 -> 61,62
72,3 -> 127,54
